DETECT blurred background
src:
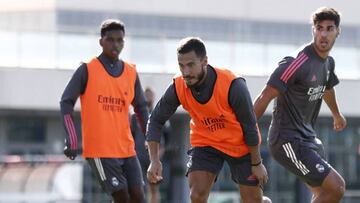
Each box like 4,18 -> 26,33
0,0 -> 359,202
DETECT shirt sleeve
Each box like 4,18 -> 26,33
326,57 -> 340,89
131,73 -> 149,134
267,57 -> 296,93
146,83 -> 180,142
60,63 -> 88,114
228,78 -> 259,146
59,63 -> 88,149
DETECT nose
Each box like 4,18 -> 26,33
320,30 -> 328,37
181,66 -> 191,76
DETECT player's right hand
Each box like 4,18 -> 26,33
147,160 -> 163,184
63,140 -> 77,160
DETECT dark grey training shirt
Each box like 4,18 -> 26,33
146,65 -> 260,146
267,43 -> 339,142
60,53 -> 149,147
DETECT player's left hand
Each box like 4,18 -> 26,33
333,113 -> 346,132
252,163 -> 268,188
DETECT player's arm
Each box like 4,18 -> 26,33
146,83 -> 180,183
253,85 -> 280,120
59,63 -> 88,160
131,73 -> 149,134
323,88 -> 346,132
323,57 -> 345,132
229,78 -> 268,186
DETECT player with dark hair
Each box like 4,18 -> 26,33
60,19 -> 148,203
146,37 -> 271,203
254,7 -> 346,203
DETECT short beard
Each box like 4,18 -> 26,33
186,66 -> 206,88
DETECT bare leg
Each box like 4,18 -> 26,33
128,186 -> 145,203
309,168 -> 345,203
112,189 -> 130,203
188,171 -> 216,203
239,185 -> 263,203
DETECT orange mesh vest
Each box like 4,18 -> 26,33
174,67 -> 250,157
80,58 -> 136,158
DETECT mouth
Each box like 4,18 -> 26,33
184,77 -> 193,82
111,50 -> 120,55
320,40 -> 328,47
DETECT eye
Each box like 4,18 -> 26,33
106,37 -> 114,42
316,26 -> 323,32
327,27 -> 335,32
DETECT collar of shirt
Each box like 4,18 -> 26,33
98,53 -> 124,77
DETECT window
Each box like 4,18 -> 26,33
6,117 -> 46,143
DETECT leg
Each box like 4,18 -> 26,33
309,168 -> 345,203
124,156 -> 146,203
86,158 -> 130,202
128,186 -> 145,203
239,185 -> 263,203
148,183 -> 160,203
112,189 -> 130,203
225,154 -> 272,203
188,171 -> 217,203
186,147 -> 224,203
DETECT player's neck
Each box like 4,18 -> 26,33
312,44 -> 329,59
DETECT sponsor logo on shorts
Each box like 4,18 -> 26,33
316,163 -> 325,173
112,177 -> 119,187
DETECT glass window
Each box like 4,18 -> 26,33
6,117 -> 46,143
57,33 -> 100,69
19,32 -> 56,68
130,37 -> 164,72
0,31 -> 19,67
331,46 -> 360,79
234,42 -> 266,75
207,40 -> 232,69
163,39 -> 179,73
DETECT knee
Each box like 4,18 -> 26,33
327,176 -> 346,200
112,190 -> 130,203
190,189 -> 209,203
334,178 -> 346,199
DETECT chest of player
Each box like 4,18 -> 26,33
292,59 -> 330,102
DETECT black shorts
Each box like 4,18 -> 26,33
269,136 -> 331,187
86,156 -> 144,194
186,146 -> 258,186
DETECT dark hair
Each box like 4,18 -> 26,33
100,19 -> 125,37
177,37 -> 206,59
312,7 -> 341,27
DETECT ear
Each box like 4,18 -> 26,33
99,37 -> 103,47
337,27 -> 341,37
202,56 -> 208,67
311,25 -> 315,37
